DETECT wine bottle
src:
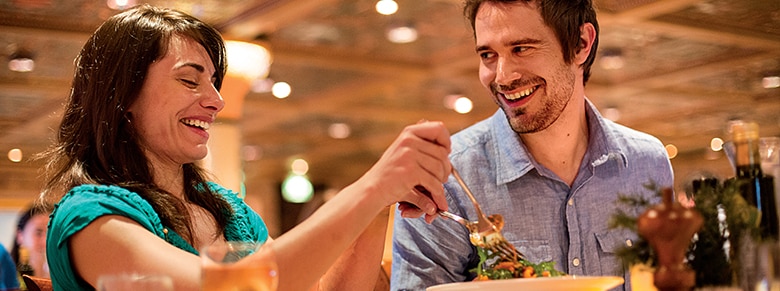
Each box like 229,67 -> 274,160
726,120 -> 779,240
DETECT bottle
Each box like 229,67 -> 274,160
17,247 -> 34,276
726,120 -> 779,240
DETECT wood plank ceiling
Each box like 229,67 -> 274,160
0,0 -> 778,202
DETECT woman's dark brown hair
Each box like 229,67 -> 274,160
39,4 -> 231,244
463,0 -> 600,84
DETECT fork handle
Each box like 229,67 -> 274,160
451,167 -> 488,220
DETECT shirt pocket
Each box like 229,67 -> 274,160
595,231 -> 633,276
513,239 -> 552,263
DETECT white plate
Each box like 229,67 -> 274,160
426,276 -> 624,291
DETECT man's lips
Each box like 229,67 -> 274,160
499,85 -> 540,104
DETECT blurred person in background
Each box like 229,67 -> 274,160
1,243 -> 20,291
11,204 -> 52,287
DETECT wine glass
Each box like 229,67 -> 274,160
200,240 -> 279,291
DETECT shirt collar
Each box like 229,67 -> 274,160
490,98 -> 628,185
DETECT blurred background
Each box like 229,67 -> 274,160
0,0 -> 778,246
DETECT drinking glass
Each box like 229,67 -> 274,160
755,241 -> 780,291
201,241 -> 278,291
96,274 -> 173,291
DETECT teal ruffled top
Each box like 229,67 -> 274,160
46,182 -> 268,291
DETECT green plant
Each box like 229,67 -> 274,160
609,181 -> 760,287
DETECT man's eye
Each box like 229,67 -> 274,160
513,46 -> 528,54
479,51 -> 494,59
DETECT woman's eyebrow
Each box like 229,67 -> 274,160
175,62 -> 205,73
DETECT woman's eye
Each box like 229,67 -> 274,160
181,79 -> 198,87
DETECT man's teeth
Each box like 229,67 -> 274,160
504,87 -> 535,101
182,119 -> 210,130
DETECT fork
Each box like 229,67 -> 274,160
450,167 -> 526,262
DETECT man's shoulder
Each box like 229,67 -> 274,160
602,119 -> 665,150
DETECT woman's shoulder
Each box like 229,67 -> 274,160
51,184 -> 161,231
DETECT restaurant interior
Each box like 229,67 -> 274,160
0,0 -> 778,273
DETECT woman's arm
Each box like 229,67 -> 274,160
313,206 -> 391,291
66,121 -> 450,291
70,215 -> 202,291
271,121 -> 451,291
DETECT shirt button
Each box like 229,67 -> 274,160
567,199 -> 574,206
572,258 -> 580,266
626,239 -> 633,247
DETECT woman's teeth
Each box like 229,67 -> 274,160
182,119 -> 210,130
504,87 -> 535,101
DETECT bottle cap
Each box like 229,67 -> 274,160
727,120 -> 759,142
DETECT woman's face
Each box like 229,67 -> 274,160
128,35 -> 224,170
17,214 -> 49,255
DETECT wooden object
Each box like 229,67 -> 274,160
22,275 -> 53,291
637,188 -> 703,291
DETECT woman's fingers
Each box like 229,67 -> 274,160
365,120 -> 451,216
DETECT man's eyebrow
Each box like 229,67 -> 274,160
475,38 -> 542,52
508,39 -> 541,46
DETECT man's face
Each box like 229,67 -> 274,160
474,2 -> 580,134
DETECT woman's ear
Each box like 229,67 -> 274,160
575,22 -> 596,65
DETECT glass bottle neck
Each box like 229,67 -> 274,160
733,139 -> 763,177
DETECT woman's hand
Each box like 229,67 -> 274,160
357,121 -> 452,221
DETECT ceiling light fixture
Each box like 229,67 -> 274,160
376,0 -> 398,15
386,22 -> 418,44
7,148 -> 22,163
602,106 -> 621,122
453,97 -> 473,114
225,40 -> 273,82
106,0 -> 136,10
272,81 -> 291,99
599,47 -> 624,70
328,123 -> 351,139
763,74 -> 780,89
8,48 -> 34,73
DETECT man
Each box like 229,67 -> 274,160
391,0 -> 674,290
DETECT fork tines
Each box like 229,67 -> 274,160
492,241 -> 526,262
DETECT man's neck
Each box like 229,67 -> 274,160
520,100 -> 589,186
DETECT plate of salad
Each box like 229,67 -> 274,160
426,276 -> 624,291
427,239 -> 623,290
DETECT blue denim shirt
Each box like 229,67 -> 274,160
391,100 -> 674,291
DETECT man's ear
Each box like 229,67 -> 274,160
575,23 -> 596,65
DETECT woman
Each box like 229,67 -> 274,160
11,204 -> 52,282
40,4 -> 451,291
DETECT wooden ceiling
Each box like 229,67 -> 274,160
1,0 -> 779,202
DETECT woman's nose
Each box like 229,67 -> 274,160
203,84 -> 225,112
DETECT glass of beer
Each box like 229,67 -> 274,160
97,274 -> 174,291
201,240 -> 278,291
